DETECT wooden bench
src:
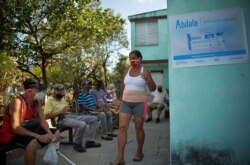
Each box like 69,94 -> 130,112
0,143 -> 20,165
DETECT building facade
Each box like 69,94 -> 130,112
128,9 -> 169,89
130,0 -> 250,164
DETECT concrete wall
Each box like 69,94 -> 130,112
168,0 -> 250,164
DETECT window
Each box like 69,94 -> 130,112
135,21 -> 158,46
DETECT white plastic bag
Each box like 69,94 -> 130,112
43,142 -> 58,165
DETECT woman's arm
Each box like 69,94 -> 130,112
146,70 -> 156,91
140,69 -> 156,91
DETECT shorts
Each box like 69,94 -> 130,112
119,101 -> 144,117
8,128 -> 57,149
149,103 -> 164,111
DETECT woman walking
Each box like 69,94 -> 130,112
111,50 -> 156,165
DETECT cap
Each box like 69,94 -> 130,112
23,78 -> 41,90
53,84 -> 66,95
82,81 -> 92,88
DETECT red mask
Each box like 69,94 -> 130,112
130,59 -> 140,67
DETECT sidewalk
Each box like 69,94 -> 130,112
6,112 -> 170,165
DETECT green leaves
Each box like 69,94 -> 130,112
1,0 -> 127,85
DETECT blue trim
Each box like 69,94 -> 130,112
173,50 -> 246,60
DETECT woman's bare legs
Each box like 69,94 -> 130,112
134,116 -> 145,157
114,112 -> 131,163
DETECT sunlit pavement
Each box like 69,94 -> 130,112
6,111 -> 170,165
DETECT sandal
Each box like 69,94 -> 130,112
110,160 -> 125,165
133,153 -> 144,161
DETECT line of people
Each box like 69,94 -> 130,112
0,77 -> 119,164
0,49 -> 167,165
45,80 -> 119,152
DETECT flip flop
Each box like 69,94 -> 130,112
110,160 -> 125,165
133,153 -> 144,161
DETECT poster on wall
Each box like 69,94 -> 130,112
169,7 -> 249,68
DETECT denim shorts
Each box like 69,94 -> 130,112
119,101 -> 144,117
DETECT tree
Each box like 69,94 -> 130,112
91,27 -> 129,86
111,54 -> 129,97
1,0 -> 126,84
0,51 -> 26,100
43,47 -> 103,98
0,52 -> 15,92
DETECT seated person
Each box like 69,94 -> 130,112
0,78 -> 60,165
106,83 -> 119,129
91,80 -> 117,135
44,84 -> 101,153
77,81 -> 116,141
146,84 -> 168,123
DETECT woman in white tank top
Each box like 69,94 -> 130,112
111,50 -> 156,165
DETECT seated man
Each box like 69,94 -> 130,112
0,78 -> 60,165
146,84 -> 168,123
91,80 -> 117,135
106,83 -> 119,129
45,84 -> 101,153
77,81 -> 116,141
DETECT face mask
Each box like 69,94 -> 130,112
130,59 -> 140,67
34,92 -> 45,101
107,89 -> 112,94
158,88 -> 163,92
56,94 -> 64,99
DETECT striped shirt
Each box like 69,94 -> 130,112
77,92 -> 96,114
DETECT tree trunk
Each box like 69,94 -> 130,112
41,58 -> 47,85
103,62 -> 108,87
